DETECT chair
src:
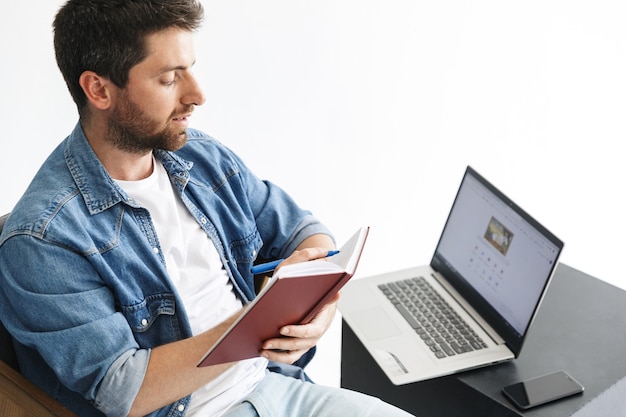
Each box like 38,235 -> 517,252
0,212 -> 77,416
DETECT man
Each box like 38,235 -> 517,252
0,1 -> 414,416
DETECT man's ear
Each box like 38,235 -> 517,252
79,71 -> 114,110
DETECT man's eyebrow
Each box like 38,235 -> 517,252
156,61 -> 197,75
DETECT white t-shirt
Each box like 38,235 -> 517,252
116,158 -> 266,416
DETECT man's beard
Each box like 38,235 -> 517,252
106,93 -> 193,154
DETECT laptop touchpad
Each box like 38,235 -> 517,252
350,307 -> 402,341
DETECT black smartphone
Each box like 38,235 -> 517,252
502,370 -> 584,410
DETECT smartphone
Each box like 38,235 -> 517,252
502,370 -> 584,410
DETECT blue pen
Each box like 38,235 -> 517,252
251,250 -> 340,275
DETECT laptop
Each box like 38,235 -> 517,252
339,166 -> 563,385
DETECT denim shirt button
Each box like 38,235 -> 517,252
200,217 -> 207,224
177,404 -> 185,412
141,319 -> 148,327
152,247 -> 159,254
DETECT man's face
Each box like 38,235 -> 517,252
106,28 -> 205,154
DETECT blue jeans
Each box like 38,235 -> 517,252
223,371 -> 415,417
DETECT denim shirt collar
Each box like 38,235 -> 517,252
64,123 -> 193,214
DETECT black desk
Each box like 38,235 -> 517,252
340,264 -> 626,416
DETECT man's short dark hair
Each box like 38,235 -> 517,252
53,0 -> 204,115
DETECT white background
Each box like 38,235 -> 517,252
1,1 -> 625,388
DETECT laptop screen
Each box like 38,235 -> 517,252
430,166 -> 563,355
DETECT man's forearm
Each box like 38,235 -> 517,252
127,311 -> 241,417
295,233 -> 335,251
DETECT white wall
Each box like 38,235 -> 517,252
2,0 -> 625,388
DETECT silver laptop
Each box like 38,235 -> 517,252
339,166 -> 563,385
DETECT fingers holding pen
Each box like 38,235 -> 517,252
278,247 -> 335,269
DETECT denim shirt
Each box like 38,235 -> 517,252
0,123 -> 332,417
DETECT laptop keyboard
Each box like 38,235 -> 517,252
379,277 -> 487,359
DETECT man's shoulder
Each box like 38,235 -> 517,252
185,128 -> 220,145
2,138 -> 86,241
2,186 -> 84,242
178,129 -> 239,163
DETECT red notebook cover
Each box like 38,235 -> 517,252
198,226 -> 369,367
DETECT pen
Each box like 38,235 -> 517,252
250,250 -> 340,275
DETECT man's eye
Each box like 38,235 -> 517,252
162,79 -> 176,86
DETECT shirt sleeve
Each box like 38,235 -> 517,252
225,147 -> 335,260
0,234 -> 146,415
94,348 -> 150,417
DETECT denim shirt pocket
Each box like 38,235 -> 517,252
119,293 -> 182,347
228,229 -> 263,300
230,229 -> 263,263
229,229 -> 263,270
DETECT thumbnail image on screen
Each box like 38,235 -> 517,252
484,216 -> 514,256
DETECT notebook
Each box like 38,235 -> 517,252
339,166 -> 563,385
